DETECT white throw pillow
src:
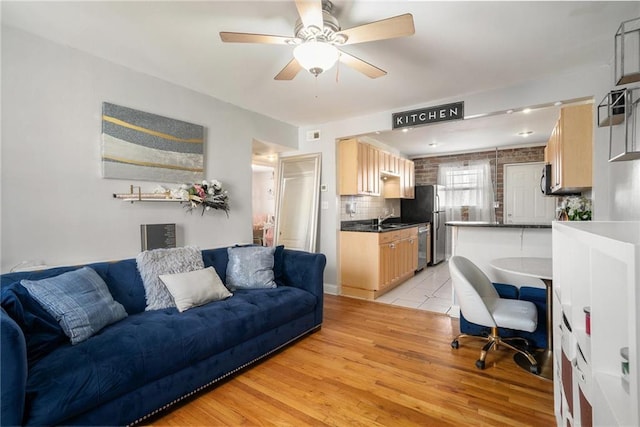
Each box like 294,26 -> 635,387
159,267 -> 232,312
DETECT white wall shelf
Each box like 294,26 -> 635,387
113,185 -> 183,203
553,221 -> 639,427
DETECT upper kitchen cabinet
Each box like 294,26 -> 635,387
338,138 -> 380,196
545,104 -> 593,194
401,158 -> 415,199
338,138 -> 415,198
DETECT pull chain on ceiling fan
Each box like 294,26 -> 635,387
219,0 -> 415,80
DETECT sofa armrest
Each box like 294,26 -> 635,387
1,308 -> 27,425
279,249 -> 326,324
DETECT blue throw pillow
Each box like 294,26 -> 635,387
226,246 -> 277,291
1,283 -> 67,365
20,267 -> 127,344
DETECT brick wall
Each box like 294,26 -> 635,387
413,145 -> 546,223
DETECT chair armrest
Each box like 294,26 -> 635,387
492,282 -> 518,299
1,308 -> 27,425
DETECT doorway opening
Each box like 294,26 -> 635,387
251,139 -> 290,247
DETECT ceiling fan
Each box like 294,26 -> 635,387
219,0 -> 415,80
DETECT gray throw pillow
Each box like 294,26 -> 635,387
136,246 -> 205,311
20,267 -> 128,345
226,246 -> 277,291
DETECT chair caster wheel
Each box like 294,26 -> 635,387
475,359 -> 485,370
451,340 -> 459,349
530,364 -> 540,374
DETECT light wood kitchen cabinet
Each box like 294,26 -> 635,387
339,138 -> 380,196
401,158 -> 415,199
339,138 -> 415,198
381,158 -> 415,199
380,150 -> 400,175
546,104 -> 593,194
340,227 -> 418,299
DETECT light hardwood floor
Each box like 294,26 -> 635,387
148,294 -> 554,426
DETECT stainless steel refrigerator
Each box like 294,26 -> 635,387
401,185 -> 446,265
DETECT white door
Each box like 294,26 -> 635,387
504,162 -> 555,224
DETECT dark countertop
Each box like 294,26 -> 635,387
445,221 -> 551,229
340,219 -> 425,233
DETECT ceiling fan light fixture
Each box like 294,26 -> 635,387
293,41 -> 339,76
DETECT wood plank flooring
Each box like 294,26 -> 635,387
148,295 -> 554,426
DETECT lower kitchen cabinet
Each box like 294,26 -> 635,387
340,227 -> 418,299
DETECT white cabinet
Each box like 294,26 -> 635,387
553,221 -> 640,426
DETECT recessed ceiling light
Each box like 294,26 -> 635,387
506,109 -> 514,114
402,128 -> 410,133
554,101 -> 563,106
518,131 -> 534,137
522,108 -> 532,114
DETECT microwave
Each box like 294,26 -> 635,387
541,164 -> 552,195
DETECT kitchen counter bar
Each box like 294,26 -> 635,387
446,221 -> 551,229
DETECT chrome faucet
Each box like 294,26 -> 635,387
377,209 -> 395,225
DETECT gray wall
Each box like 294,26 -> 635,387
1,26 -> 298,272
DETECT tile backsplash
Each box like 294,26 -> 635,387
340,195 -> 401,222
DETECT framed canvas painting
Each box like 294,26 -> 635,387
101,102 -> 204,183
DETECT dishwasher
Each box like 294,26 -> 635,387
416,224 -> 430,271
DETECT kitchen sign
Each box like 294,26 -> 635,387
392,101 -> 464,130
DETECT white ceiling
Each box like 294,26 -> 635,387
2,1 -> 637,157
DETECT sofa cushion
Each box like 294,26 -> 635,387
20,267 -> 128,345
226,246 -> 276,290
23,286 -> 316,426
136,246 -> 204,311
159,267 -> 232,312
0,282 -> 66,366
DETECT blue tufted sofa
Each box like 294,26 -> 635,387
0,246 -> 326,426
460,283 -> 547,349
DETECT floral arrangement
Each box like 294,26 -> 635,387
160,180 -> 230,216
559,196 -> 592,221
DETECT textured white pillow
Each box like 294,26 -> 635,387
159,267 -> 232,312
136,246 -> 205,311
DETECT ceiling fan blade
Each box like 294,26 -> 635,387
220,32 -> 292,45
338,13 -> 415,45
339,51 -> 387,79
295,0 -> 323,31
274,58 -> 303,80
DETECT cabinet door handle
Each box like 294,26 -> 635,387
389,243 -> 395,249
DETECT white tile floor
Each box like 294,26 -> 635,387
374,261 -> 453,314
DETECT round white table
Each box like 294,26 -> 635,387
490,257 -> 553,380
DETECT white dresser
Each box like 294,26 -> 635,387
552,221 -> 639,426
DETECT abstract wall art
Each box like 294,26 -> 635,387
101,102 -> 204,183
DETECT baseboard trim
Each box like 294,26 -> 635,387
323,283 -> 338,295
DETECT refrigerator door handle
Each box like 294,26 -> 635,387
435,194 -> 440,212
434,211 -> 439,231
